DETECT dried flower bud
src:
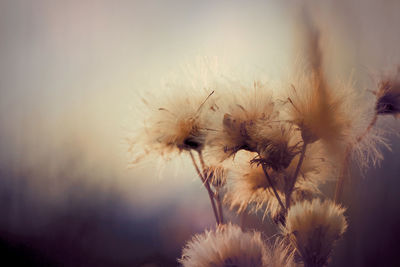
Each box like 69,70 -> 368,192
375,78 -> 400,118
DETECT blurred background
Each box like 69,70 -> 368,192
0,0 -> 399,266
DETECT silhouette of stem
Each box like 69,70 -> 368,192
286,143 -> 308,210
189,151 -> 220,224
261,163 -> 286,213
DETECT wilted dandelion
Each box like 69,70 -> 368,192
283,199 -> 347,267
179,223 -> 268,267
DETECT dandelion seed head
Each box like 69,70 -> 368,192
179,223 -> 267,267
283,199 -> 347,267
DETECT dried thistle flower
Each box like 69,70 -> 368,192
283,199 -> 347,267
251,124 -> 301,171
207,81 -> 279,161
179,223 -> 268,267
224,151 -> 326,221
375,75 -> 400,118
127,88 -> 216,164
284,72 -> 352,147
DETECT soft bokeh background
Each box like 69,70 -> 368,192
0,0 -> 399,266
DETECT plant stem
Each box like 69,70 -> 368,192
334,114 -> 378,203
198,151 -> 207,172
198,151 -> 224,224
261,163 -> 286,213
286,142 -> 308,210
215,190 -> 224,224
189,151 -> 220,224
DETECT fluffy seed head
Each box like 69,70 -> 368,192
127,87 -> 216,165
179,223 -> 267,267
285,72 -> 352,148
207,81 -> 279,161
251,125 -> 301,171
224,151 -> 326,221
264,238 -> 297,267
283,199 -> 347,267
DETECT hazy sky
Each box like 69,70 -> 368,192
0,0 -> 399,225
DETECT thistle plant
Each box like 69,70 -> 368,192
128,22 -> 399,267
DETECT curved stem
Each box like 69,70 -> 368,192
286,143 -> 308,210
189,151 -> 220,224
198,151 -> 224,223
261,163 -> 286,213
334,114 -> 378,203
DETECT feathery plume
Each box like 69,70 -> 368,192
283,199 -> 347,267
264,238 -> 297,267
207,81 -> 279,161
203,164 -> 227,188
179,223 -> 267,267
284,71 -> 353,149
127,86 -> 216,165
224,150 -> 328,221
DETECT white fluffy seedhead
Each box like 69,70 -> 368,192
206,80 -> 279,162
179,223 -> 268,267
223,151 -> 328,221
264,238 -> 297,267
283,199 -> 347,267
127,80 -> 218,166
